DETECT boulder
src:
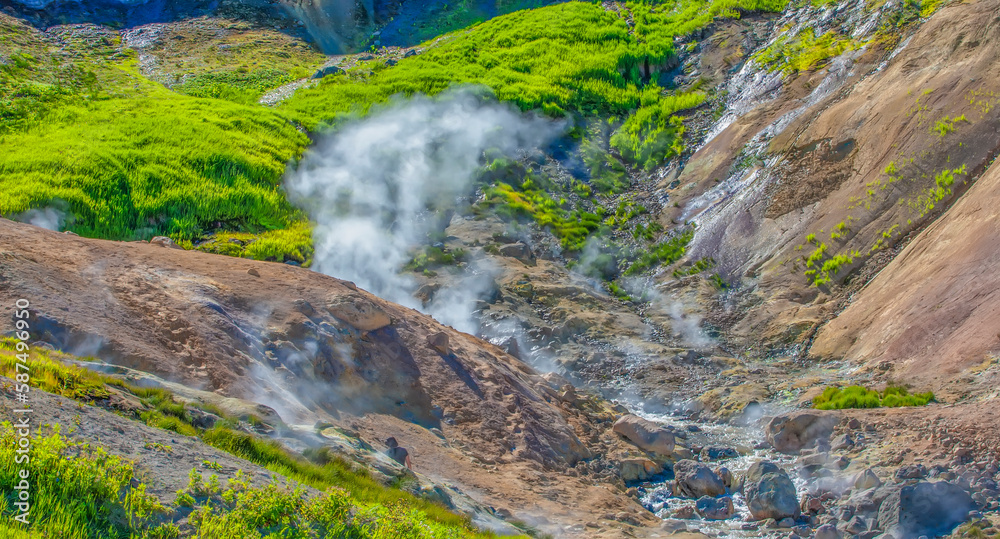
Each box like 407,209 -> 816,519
700,445 -> 739,461
326,296 -> 391,331
696,495 -> 735,520
854,468 -> 883,491
814,524 -> 840,539
673,459 -> 727,498
426,332 -> 451,355
612,414 -> 676,457
716,466 -> 735,489
311,65 -> 344,79
619,458 -> 663,482
498,242 -> 534,262
766,412 -> 838,453
877,481 -> 976,538
743,461 -> 800,521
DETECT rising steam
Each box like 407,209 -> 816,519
285,89 -> 564,334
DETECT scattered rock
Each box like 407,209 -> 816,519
325,296 -> 391,331
700,445 -> 739,461
894,464 -> 928,481
660,518 -> 689,532
426,332 -> 451,355
696,495 -> 735,520
766,412 -> 838,453
619,458 -> 662,482
716,466 -> 735,489
247,268 -> 260,277
150,236 -> 183,250
814,523 -> 840,539
877,481 -> 976,539
855,468 -> 883,491
832,433 -> 854,451
743,461 -> 800,521
673,459 -> 727,498
311,65 -> 344,79
612,414 -> 676,457
671,504 -> 696,519
497,242 -> 534,263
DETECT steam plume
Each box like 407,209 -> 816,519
285,89 -> 565,334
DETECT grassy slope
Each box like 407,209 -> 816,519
0,0 -> 786,265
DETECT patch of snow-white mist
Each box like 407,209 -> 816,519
18,207 -> 66,231
285,89 -> 565,334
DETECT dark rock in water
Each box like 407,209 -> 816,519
700,445 -> 739,461
312,65 -> 344,79
673,459 -> 726,498
696,495 -> 735,520
877,481 -> 976,538
743,461 -> 800,521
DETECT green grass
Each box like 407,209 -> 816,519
672,257 -> 716,278
480,177 -> 604,252
0,424 -> 502,539
813,385 -> 935,410
0,423 -> 176,539
280,0 -> 787,128
610,91 -> 706,170
623,228 -> 694,276
174,68 -> 295,105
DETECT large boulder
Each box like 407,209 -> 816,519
765,412 -> 838,453
877,481 -> 976,538
743,461 -> 800,521
673,459 -> 727,498
612,414 -> 676,456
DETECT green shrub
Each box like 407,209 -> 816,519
813,385 -> 935,409
752,27 -> 858,74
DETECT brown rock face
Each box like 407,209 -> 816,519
811,155 -> 1000,387
0,219 -> 590,469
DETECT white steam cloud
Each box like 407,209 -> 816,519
285,89 -> 564,334
20,207 -> 66,231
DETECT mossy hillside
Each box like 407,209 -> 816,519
0,339 -> 499,537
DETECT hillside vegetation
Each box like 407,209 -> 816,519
0,0 -> 785,264
0,339 -> 501,538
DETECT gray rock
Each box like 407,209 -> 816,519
846,515 -> 869,534
894,464 -> 928,481
832,433 -> 854,451
696,495 -> 735,520
766,412 -> 838,453
673,459 -> 727,498
877,481 -> 976,538
778,517 -> 796,528
744,461 -> 800,521
855,468 -> 883,491
497,242 -> 534,262
311,65 -> 344,79
815,524 -> 840,539
426,332 -> 450,355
